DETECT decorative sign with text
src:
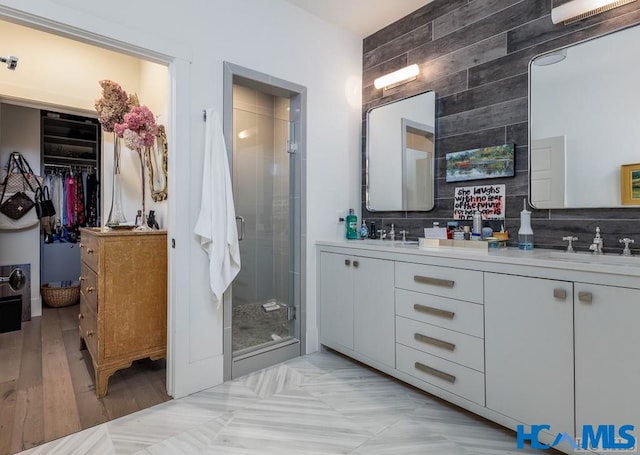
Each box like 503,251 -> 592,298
453,184 -> 505,220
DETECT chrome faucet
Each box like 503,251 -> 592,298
562,236 -> 577,253
377,229 -> 387,240
389,224 -> 396,241
619,238 -> 635,256
589,227 -> 604,255
399,230 -> 408,243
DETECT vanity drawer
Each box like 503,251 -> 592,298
80,234 -> 99,272
395,262 -> 483,303
396,288 -> 483,338
79,263 -> 98,313
79,299 -> 98,360
396,343 -> 485,406
396,316 -> 484,372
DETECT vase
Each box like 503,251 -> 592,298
135,148 -> 153,232
106,134 -> 128,227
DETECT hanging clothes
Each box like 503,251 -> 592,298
65,174 -> 76,226
86,171 -> 98,227
75,173 -> 85,226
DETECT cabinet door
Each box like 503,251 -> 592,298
353,257 -> 395,368
485,273 -> 574,436
320,252 -> 354,350
575,283 -> 640,449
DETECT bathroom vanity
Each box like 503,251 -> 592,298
317,239 -> 640,454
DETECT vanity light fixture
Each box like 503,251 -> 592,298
551,0 -> 637,25
373,64 -> 419,90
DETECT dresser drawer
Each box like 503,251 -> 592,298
396,288 -> 483,337
80,233 -> 99,272
79,299 -> 98,360
396,316 -> 484,372
395,262 -> 483,303
397,343 -> 485,405
79,262 -> 98,313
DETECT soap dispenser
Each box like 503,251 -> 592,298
518,199 -> 534,250
359,220 -> 369,239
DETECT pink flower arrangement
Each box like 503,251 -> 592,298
114,105 -> 158,150
94,80 -> 132,132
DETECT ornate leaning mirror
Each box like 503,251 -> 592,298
145,124 -> 168,202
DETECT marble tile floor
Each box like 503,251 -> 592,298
17,350 -> 548,455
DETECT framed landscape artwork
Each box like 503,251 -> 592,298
446,144 -> 515,183
621,163 -> 640,205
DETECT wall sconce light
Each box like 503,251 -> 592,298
551,0 -> 637,25
373,64 -> 419,90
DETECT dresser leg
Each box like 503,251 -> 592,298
95,368 -> 111,398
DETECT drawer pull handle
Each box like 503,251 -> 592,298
79,276 -> 85,281
414,362 -> 456,384
414,303 -> 455,319
86,330 -> 94,337
79,243 -> 85,249
86,248 -> 94,254
86,287 -> 95,293
345,259 -> 351,266
578,291 -> 593,303
414,275 -> 454,288
78,313 -> 84,320
553,288 -> 567,300
353,260 -> 359,268
414,333 -> 456,351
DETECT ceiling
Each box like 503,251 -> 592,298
283,0 -> 433,38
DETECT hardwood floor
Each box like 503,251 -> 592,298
0,304 -> 170,455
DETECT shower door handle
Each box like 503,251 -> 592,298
236,216 -> 245,241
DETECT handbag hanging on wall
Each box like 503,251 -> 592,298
34,186 -> 56,219
0,152 -> 40,230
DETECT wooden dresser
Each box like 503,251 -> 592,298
78,227 -> 167,397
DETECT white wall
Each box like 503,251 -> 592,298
0,0 -> 362,393
0,104 -> 41,316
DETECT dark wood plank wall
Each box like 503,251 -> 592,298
362,0 -> 640,252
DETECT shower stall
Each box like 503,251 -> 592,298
223,63 -> 306,379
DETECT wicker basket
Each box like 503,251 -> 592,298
41,282 -> 80,308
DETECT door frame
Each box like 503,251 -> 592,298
222,61 -> 307,380
0,6 -> 202,399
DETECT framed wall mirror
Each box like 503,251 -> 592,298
145,124 -> 168,202
366,91 -> 436,211
529,24 -> 640,209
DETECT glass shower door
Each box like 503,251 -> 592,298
231,87 -> 295,357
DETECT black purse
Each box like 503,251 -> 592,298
0,190 -> 35,219
35,186 -> 56,219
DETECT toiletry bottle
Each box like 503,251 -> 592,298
134,210 -> 142,227
359,220 -> 369,239
482,221 -> 493,240
472,210 -> 482,235
369,221 -> 377,239
345,208 -> 358,240
518,200 -> 534,250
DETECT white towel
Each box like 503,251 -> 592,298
194,109 -> 241,303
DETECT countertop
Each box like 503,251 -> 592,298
316,238 -> 640,283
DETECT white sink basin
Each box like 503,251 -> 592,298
359,239 -> 419,247
536,251 -> 640,267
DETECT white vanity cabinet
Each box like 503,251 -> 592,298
484,273 -> 574,437
317,240 -> 640,455
574,283 -> 640,449
319,251 -> 395,368
395,262 -> 485,405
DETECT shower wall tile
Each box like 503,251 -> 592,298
361,0 -> 640,249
